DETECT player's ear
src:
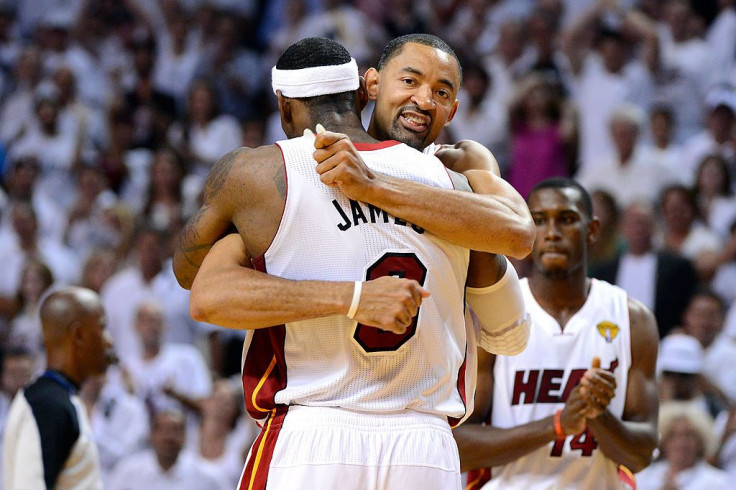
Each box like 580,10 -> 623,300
364,68 -> 379,101
276,91 -> 292,123
277,90 -> 295,134
445,99 -> 459,125
587,216 -> 601,245
70,320 -> 85,347
355,77 -> 368,113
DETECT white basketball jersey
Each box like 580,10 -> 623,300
241,136 -> 472,425
485,278 -> 631,490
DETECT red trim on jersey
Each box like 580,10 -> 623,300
466,468 -> 491,490
444,165 -> 456,190
353,140 -> 401,151
242,258 -> 288,421
448,351 -> 468,428
239,406 -> 288,490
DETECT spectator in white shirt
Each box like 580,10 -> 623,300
562,1 -> 658,172
481,19 -> 526,106
108,410 -> 220,490
446,62 -> 507,165
53,65 -> 106,155
659,184 -> 722,281
152,11 -> 201,106
637,401 -> 731,490
101,226 -> 207,362
678,289 -> 736,406
712,221 -> 736,305
193,379 -> 258,489
578,104 -> 678,207
655,0 -> 717,143
0,157 -> 66,244
706,0 -> 736,85
79,370 -> 149,485
692,154 -> 736,241
193,15 -> 264,121
124,302 -> 211,417
167,79 -> 242,177
0,46 -> 42,146
9,83 -> 83,209
0,202 -> 79,295
6,260 -> 55,357
641,105 -> 687,183
681,87 -> 736,183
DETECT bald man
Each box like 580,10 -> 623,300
3,286 -> 115,490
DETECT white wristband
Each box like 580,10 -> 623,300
347,281 -> 363,319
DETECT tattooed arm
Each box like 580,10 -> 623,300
173,148 -> 244,289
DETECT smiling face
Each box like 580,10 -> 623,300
528,187 -> 598,279
366,42 -> 460,150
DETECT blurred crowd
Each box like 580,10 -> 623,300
0,0 -> 734,488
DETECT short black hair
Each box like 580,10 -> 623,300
275,37 -> 356,114
688,286 -> 725,312
376,34 -> 462,83
528,177 -> 594,219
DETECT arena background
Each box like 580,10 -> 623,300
0,0 -> 734,488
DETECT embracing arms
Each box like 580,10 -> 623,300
189,234 -> 428,332
313,133 -> 534,259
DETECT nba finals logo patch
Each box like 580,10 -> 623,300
597,321 -> 619,343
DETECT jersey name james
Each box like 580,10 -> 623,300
331,198 -> 425,234
241,136 -> 472,425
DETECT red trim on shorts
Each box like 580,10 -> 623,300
353,140 -> 401,151
466,468 -> 491,490
448,351 -> 468,428
242,258 -> 288,421
239,406 -> 289,490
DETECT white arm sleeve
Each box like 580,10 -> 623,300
466,257 -> 530,355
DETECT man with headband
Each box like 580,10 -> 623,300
177,33 -> 533,363
173,37 -> 531,489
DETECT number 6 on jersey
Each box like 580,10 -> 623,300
353,252 -> 427,353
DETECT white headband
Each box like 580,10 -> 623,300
272,58 -> 359,98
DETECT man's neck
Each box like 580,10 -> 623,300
142,345 -> 161,360
45,355 -> 84,389
157,454 -> 178,473
311,113 -> 376,144
529,273 -> 590,329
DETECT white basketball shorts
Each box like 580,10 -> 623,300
238,405 -> 462,490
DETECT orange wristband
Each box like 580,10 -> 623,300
554,409 -> 566,440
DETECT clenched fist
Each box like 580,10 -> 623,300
349,276 -> 430,334
312,127 -> 383,202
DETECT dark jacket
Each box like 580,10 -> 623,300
591,251 -> 698,338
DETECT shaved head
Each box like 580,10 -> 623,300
40,287 -> 102,346
40,286 -> 113,384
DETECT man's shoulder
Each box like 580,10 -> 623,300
626,296 -> 659,345
215,145 -> 283,175
22,377 -> 77,417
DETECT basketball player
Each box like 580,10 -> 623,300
181,34 -> 533,356
454,178 -> 660,489
173,37 -> 529,490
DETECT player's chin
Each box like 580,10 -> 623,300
540,256 -> 568,270
540,261 -> 569,278
392,122 -> 428,150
